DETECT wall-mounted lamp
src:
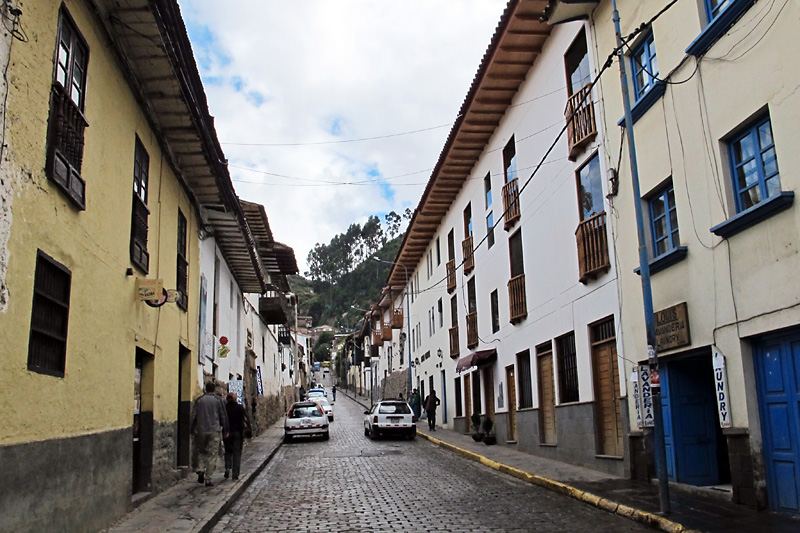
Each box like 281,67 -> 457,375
437,348 -> 443,359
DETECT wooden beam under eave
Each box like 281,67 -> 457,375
474,97 -> 513,105
486,72 -> 528,81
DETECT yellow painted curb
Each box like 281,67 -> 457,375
419,431 -> 692,533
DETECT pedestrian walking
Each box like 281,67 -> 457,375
191,382 -> 229,486
424,390 -> 440,431
332,385 -> 336,402
411,388 -> 421,419
223,392 -> 250,481
299,385 -> 306,401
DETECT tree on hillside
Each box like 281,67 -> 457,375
384,211 -> 402,239
313,331 -> 335,362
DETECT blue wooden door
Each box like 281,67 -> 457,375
660,365 -> 677,481
672,358 -> 719,485
754,334 -> 800,515
661,358 -> 719,485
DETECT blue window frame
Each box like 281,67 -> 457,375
631,33 -> 658,101
730,116 -> 781,212
649,183 -> 679,257
705,0 -> 730,22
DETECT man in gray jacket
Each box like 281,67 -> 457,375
191,381 -> 229,486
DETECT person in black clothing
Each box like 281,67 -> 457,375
424,390 -> 441,431
224,392 -> 250,480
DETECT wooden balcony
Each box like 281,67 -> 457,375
372,327 -> 383,346
502,178 -> 521,230
446,259 -> 456,293
381,321 -> 392,341
466,311 -> 478,349
508,274 -> 527,324
47,83 -> 88,209
565,85 -> 597,161
392,308 -> 403,329
462,235 -> 474,274
449,326 -> 460,358
259,294 -> 289,324
575,212 -> 610,284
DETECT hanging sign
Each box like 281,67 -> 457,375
631,370 -> 642,429
638,365 -> 654,427
713,346 -> 732,428
655,302 -> 691,351
136,278 -> 163,301
228,379 -> 244,405
256,366 -> 264,396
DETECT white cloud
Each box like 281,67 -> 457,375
179,0 -> 508,274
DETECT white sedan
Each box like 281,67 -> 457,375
284,401 -> 329,442
364,399 -> 416,440
314,397 -> 334,421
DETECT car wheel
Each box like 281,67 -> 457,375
369,426 -> 377,440
284,433 -> 292,443
408,430 -> 416,440
364,426 -> 369,437
330,416 -> 334,422
322,431 -> 330,441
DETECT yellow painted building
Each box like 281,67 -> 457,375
0,1 -> 266,530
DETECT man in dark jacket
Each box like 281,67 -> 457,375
224,392 -> 250,480
191,382 -> 228,486
424,390 -> 441,431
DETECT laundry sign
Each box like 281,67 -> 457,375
712,346 -> 732,428
638,365 -> 655,428
655,302 -> 691,351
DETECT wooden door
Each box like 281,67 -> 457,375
506,365 -> 517,441
464,374 -> 472,434
592,340 -> 623,456
538,350 -> 556,444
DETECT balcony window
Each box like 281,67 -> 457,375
176,209 -> 188,311
502,138 -> 521,229
46,9 -> 89,209
130,137 -> 150,273
564,29 -> 596,160
486,212 -> 495,249
575,155 -> 609,283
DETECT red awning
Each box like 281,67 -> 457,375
455,354 -> 475,373
455,349 -> 497,372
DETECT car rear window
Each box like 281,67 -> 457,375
378,403 -> 411,414
290,406 -> 322,418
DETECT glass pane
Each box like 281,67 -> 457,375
57,43 -> 69,86
734,133 -> 754,163
671,227 -> 680,247
651,197 -> 665,218
578,156 -> 603,220
656,238 -> 667,256
70,84 -> 81,107
654,217 -> 667,239
758,121 -> 773,149
736,160 -> 758,189
740,185 -> 761,210
669,208 -> 678,231
635,68 -> 647,96
762,147 -> 779,178
667,188 -> 675,208
650,52 -> 659,79
765,175 -> 781,198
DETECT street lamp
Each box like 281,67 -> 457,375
373,257 -> 412,395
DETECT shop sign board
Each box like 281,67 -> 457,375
655,302 -> 691,351
638,365 -> 655,428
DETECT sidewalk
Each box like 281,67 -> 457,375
103,420 -> 284,533
340,388 -> 799,533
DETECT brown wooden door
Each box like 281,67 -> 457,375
538,351 -> 556,445
464,374 -> 472,434
593,340 -> 623,456
506,365 -> 517,441
483,367 -> 495,420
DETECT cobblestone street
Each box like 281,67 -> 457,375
212,394 -> 650,532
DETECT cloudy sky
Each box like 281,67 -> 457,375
178,0 -> 508,274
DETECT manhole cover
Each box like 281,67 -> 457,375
322,449 -> 403,458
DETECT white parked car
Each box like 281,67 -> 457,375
314,397 -> 334,421
364,399 -> 416,440
284,401 -> 329,442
